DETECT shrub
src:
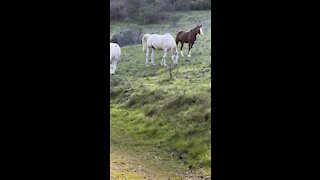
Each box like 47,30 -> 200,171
110,0 -> 211,24
190,0 -> 211,10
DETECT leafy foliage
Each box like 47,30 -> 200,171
110,0 -> 211,24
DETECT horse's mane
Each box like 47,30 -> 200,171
191,26 -> 199,32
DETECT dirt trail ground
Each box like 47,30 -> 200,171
110,122 -> 209,180
110,142 -> 209,180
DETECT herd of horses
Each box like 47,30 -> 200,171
110,25 -> 204,75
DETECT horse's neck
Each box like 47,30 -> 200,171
188,29 -> 197,40
190,29 -> 197,35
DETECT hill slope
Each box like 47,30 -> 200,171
110,10 -> 212,179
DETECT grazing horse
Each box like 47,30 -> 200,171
110,43 -> 121,75
142,33 -> 179,67
175,25 -> 204,57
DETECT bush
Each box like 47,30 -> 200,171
138,5 -> 166,24
110,0 -> 211,24
172,0 -> 191,11
110,0 -> 140,21
110,25 -> 143,46
190,0 -> 211,10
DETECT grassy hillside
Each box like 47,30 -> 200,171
110,10 -> 211,179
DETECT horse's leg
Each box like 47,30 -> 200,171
180,42 -> 184,57
161,48 -> 168,66
188,43 -> 193,57
145,47 -> 150,66
151,47 -> 155,66
172,50 -> 178,68
160,49 -> 164,65
110,59 -> 116,74
110,59 -> 114,74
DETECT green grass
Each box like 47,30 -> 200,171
110,10 -> 211,177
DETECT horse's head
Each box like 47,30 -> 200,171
195,25 -> 204,36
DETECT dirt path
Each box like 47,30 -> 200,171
110,143 -> 209,180
110,128 -> 211,180
110,105 -> 211,179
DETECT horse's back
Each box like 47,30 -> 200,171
147,33 -> 176,49
176,31 -> 184,38
163,33 -> 175,42
176,31 -> 189,42
110,43 -> 121,60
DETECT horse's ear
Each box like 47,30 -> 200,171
200,25 -> 202,27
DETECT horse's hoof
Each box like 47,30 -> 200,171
145,64 -> 149,66
188,54 -> 191,57
164,64 -> 167,66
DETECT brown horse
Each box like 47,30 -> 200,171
175,25 -> 204,57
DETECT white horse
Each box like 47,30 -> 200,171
142,33 -> 179,67
110,43 -> 121,75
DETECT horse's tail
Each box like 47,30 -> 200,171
175,31 -> 183,45
142,34 -> 149,52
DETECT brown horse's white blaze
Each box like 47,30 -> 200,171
175,25 -> 204,58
